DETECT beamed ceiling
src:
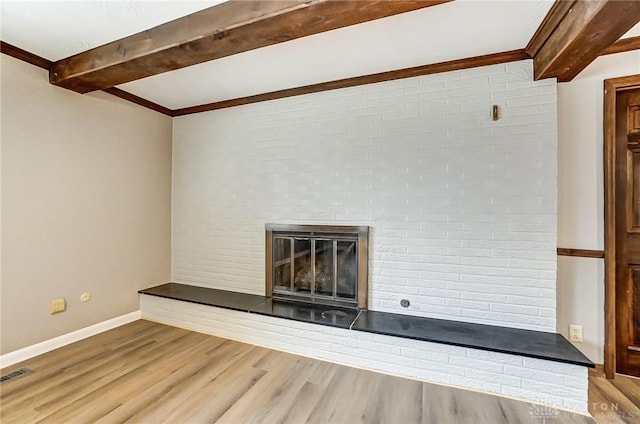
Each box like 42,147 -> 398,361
1,0 -> 640,116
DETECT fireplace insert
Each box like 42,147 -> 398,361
265,224 -> 369,309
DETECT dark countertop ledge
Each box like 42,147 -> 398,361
139,283 -> 594,368
353,310 -> 594,368
139,282 -> 267,312
250,298 -> 360,329
139,283 -> 358,329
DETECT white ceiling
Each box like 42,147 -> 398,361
119,0 -> 553,109
1,1 -> 638,110
0,1 -> 224,60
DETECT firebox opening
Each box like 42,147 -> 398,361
266,224 -> 369,309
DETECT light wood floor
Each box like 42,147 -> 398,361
589,367 -> 640,424
0,319 -> 625,423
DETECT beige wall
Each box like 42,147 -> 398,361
0,55 -> 172,354
557,50 -> 640,363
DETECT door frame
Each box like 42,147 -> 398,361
603,74 -> 640,378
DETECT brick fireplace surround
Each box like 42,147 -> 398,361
150,60 -> 595,413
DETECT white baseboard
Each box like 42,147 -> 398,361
0,311 -> 141,369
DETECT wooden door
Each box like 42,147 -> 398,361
615,87 -> 640,377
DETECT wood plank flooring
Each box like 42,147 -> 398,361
0,320 -> 613,423
589,367 -> 640,424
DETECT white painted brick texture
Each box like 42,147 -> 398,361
141,295 -> 588,413
172,59 -> 558,331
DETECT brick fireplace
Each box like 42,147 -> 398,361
172,60 -> 558,334
163,60 -> 585,411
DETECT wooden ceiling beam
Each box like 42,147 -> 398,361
528,0 -> 640,82
525,0 -> 576,58
49,0 -> 448,94
602,35 -> 640,56
1,41 -> 173,116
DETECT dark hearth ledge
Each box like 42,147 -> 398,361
250,299 -> 359,329
139,283 -> 267,312
353,311 -> 594,368
139,282 -> 358,329
139,283 -> 594,368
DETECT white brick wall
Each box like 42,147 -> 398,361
173,59 -> 558,332
141,295 -> 588,413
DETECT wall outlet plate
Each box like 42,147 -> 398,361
50,297 -> 66,315
569,324 -> 583,343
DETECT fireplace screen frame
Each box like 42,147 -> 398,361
265,224 -> 369,309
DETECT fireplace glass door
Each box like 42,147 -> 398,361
267,225 -> 368,309
273,237 -> 357,302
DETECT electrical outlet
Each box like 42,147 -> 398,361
50,297 -> 66,315
569,325 -> 583,343
80,293 -> 91,302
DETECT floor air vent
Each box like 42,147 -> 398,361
1,367 -> 33,383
